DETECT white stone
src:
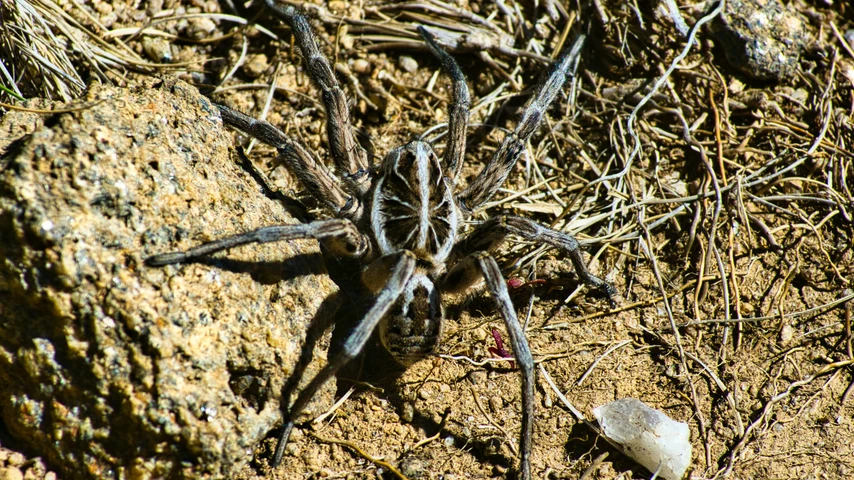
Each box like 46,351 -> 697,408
593,398 -> 691,480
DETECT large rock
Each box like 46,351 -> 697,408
0,79 -> 337,478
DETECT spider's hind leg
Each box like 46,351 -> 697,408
443,252 -> 535,480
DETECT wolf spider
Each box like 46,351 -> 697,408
146,0 -> 616,477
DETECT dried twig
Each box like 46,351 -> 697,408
308,431 -> 411,480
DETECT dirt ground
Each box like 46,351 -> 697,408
2,0 -> 854,479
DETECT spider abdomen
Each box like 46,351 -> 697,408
379,311 -> 443,365
379,273 -> 444,365
371,141 -> 458,264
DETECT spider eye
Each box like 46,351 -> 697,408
401,151 -> 417,168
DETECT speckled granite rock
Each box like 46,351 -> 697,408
0,79 -> 337,478
708,0 -> 808,81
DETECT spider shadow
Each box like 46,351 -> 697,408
326,320 -> 522,477
562,421 -> 647,477
165,249 -> 341,415
181,253 -> 325,286
313,280 -> 537,476
248,253 -> 520,474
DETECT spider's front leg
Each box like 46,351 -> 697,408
418,26 -> 471,181
216,104 -> 361,220
457,34 -> 587,214
443,252 -> 535,480
270,251 -> 417,467
263,0 -> 370,195
453,215 -> 617,305
145,218 -> 368,267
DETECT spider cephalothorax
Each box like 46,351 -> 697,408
372,141 -> 458,264
146,1 -> 616,478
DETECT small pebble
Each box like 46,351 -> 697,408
399,457 -> 426,477
399,56 -> 418,73
543,389 -> 553,408
0,467 -> 24,480
21,460 -> 45,480
146,0 -> 164,15
187,17 -> 217,39
400,401 -> 415,423
489,395 -> 503,412
664,364 -> 678,379
473,328 -> 488,341
352,58 -> 371,74
468,370 -> 487,385
780,324 -> 794,343
242,54 -> 269,79
303,449 -> 322,470
285,443 -> 299,457
7,453 -> 25,467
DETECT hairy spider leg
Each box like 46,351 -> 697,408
418,26 -> 471,182
264,0 -> 370,196
452,215 -> 617,304
217,104 -> 360,219
457,34 -> 587,214
442,252 -> 536,480
272,252 -> 417,466
144,218 -> 368,266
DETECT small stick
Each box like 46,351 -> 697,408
308,431 -> 411,480
844,289 -> 853,359
311,387 -> 354,425
578,452 -> 610,480
0,98 -> 105,113
469,386 -> 518,457
411,408 -> 451,449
